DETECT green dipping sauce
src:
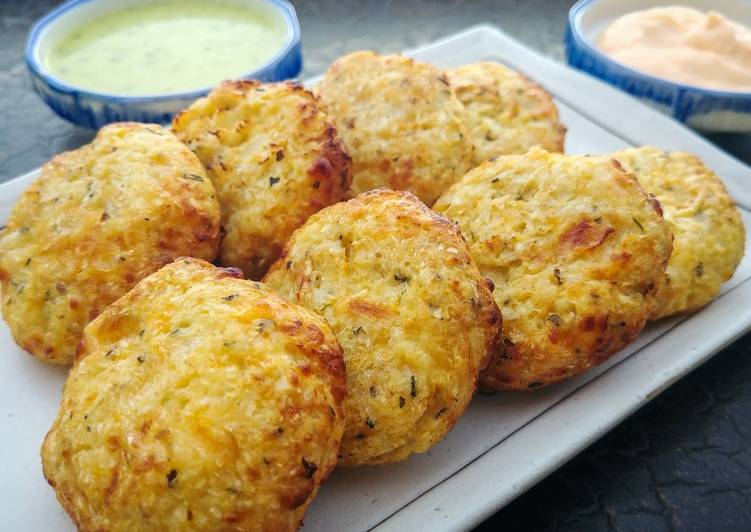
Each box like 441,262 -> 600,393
45,0 -> 289,96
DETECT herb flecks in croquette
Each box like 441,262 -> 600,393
263,190 -> 498,465
10,279 -> 25,294
317,52 -> 472,205
614,146 -> 744,319
434,148 -> 672,391
42,261 -> 345,524
255,319 -> 275,333
448,62 -> 565,165
301,458 -> 317,478
393,272 -> 410,283
0,124 -> 220,364
172,81 -> 351,279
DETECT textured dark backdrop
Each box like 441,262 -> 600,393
2,1 -> 751,530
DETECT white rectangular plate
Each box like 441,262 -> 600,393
1,24 -> 750,532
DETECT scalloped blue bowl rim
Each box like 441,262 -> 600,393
25,0 -> 302,104
567,0 -> 751,101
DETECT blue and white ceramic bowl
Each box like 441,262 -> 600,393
26,0 -> 302,129
566,0 -> 751,132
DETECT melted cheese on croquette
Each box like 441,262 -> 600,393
613,146 -> 745,319
173,80 -> 352,279
0,123 -> 220,364
42,258 -> 345,531
449,61 -> 566,165
316,52 -> 473,206
435,148 -> 672,390
265,189 -> 500,465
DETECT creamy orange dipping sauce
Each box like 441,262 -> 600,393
597,6 -> 751,91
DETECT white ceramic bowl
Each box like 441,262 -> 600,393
566,0 -> 751,132
26,0 -> 302,129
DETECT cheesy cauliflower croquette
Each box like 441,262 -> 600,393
434,148 -> 672,391
42,258 -> 346,531
449,62 -> 566,165
613,146 -> 745,319
0,123 -> 220,365
173,80 -> 352,279
315,52 -> 473,205
264,189 -> 500,465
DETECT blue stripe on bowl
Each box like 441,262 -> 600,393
565,0 -> 751,132
25,0 -> 303,129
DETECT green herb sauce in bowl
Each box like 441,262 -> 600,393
25,0 -> 302,128
46,0 -> 287,96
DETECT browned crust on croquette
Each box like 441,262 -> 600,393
315,52 -> 473,205
42,257 -> 345,531
265,188 -> 501,465
0,123 -> 220,364
172,81 -> 352,279
434,149 -> 673,391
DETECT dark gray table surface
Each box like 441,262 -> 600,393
2,1 -> 751,530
